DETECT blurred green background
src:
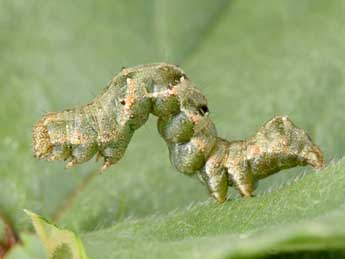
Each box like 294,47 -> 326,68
1,0 -> 345,258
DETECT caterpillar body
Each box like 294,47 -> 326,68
32,63 -> 324,203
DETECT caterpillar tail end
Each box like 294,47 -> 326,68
302,143 -> 325,170
33,113 -> 71,163
32,116 -> 53,160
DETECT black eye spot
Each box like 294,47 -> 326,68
198,105 -> 209,116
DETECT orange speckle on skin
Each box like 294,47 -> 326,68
126,78 -> 136,91
191,114 -> 201,124
249,144 -> 261,156
125,95 -> 136,108
125,78 -> 138,108
193,138 -> 207,153
168,86 -> 177,96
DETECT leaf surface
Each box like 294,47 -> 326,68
1,0 -> 345,258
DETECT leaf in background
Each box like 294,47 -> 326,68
1,0 -> 345,258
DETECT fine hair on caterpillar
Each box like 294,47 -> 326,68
32,63 -> 325,203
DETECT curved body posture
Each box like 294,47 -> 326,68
32,63 -> 324,203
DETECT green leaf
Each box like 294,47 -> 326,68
23,210 -> 87,259
19,161 -> 345,258
1,0 -> 345,258
80,160 -> 345,258
6,233 -> 47,259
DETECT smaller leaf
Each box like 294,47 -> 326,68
24,210 -> 88,259
6,234 -> 47,259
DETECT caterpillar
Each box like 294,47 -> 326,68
32,63 -> 324,203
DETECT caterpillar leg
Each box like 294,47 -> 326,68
65,158 -> 78,169
95,152 -> 112,172
97,141 -> 129,172
48,144 -> 70,161
198,170 -> 228,203
100,158 -> 112,172
228,168 -> 256,197
65,143 -> 97,169
198,140 -> 229,203
224,140 -> 257,197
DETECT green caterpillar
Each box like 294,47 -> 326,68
32,63 -> 324,203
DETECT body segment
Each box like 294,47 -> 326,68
32,63 -> 324,203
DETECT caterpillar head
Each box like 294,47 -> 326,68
32,113 -> 69,161
178,81 -> 211,134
